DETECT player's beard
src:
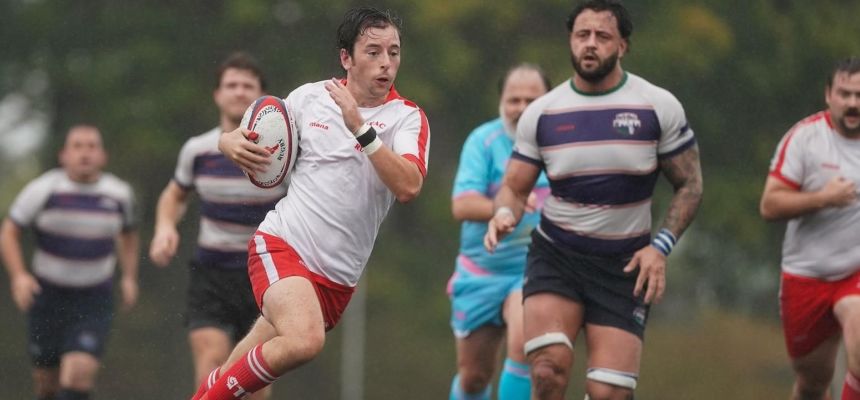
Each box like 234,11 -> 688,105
571,51 -> 619,83
837,108 -> 860,136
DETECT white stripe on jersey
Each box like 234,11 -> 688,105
198,217 -> 257,252
35,210 -> 123,239
33,251 -> 116,287
542,140 -> 658,179
542,196 -> 653,238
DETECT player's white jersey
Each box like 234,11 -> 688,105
769,111 -> 860,280
8,169 -> 135,287
174,128 -> 286,269
513,72 -> 695,256
258,80 -> 430,286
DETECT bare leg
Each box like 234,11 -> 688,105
454,325 -> 505,394
523,293 -> 583,400
583,325 -> 641,400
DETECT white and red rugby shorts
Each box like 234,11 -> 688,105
248,231 -> 354,331
780,269 -> 860,358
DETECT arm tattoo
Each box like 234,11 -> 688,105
658,145 -> 703,239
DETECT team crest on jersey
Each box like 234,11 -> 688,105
99,197 -> 119,211
612,112 -> 641,136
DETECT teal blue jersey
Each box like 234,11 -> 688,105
452,118 -> 550,274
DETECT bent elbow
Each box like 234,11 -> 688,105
396,185 -> 422,203
759,202 -> 779,221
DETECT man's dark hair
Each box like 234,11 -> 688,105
336,6 -> 402,57
497,63 -> 553,94
566,0 -> 633,42
827,57 -> 860,89
214,51 -> 267,91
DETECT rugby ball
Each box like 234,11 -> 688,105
240,95 -> 298,188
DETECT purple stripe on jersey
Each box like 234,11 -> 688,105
193,153 -> 245,178
35,230 -> 115,260
540,218 -> 649,256
658,137 -> 697,160
550,171 -> 659,205
200,200 -> 274,225
195,248 -> 248,269
511,151 -> 544,168
44,193 -> 125,215
536,108 -> 660,147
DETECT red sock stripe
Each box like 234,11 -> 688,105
247,345 -> 276,383
203,345 -> 279,399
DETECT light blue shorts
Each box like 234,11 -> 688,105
447,255 -> 524,338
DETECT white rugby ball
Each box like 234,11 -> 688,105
239,95 -> 298,188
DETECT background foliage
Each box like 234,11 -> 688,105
2,0 -> 860,398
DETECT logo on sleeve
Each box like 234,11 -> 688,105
613,112 -> 641,136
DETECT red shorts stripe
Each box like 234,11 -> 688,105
248,231 -> 354,331
780,270 -> 860,358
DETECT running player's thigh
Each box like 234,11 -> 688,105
790,332 -> 840,388
524,292 -> 583,349
584,324 -> 642,373
502,290 -> 526,361
456,325 -> 506,374
262,276 -> 325,337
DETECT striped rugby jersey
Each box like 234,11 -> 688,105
8,169 -> 135,287
174,128 -> 287,269
258,80 -> 430,287
513,72 -> 696,256
769,111 -> 860,280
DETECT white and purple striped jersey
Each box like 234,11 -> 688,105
768,111 -> 860,280
513,72 -> 696,256
174,128 -> 287,269
258,81 -> 431,287
8,169 -> 135,287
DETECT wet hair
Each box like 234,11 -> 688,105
336,6 -> 402,57
566,0 -> 633,42
214,51 -> 267,91
827,57 -> 860,89
497,63 -> 553,94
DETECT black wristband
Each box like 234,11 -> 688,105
356,126 -> 377,148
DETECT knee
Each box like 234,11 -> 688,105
458,367 -> 494,393
795,366 -> 833,399
531,358 -> 569,392
585,382 -> 633,400
271,330 -> 325,365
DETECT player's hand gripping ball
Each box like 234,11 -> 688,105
240,95 -> 298,188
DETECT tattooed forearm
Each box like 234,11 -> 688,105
658,145 -> 703,238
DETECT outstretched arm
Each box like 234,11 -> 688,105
624,145 -> 703,304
